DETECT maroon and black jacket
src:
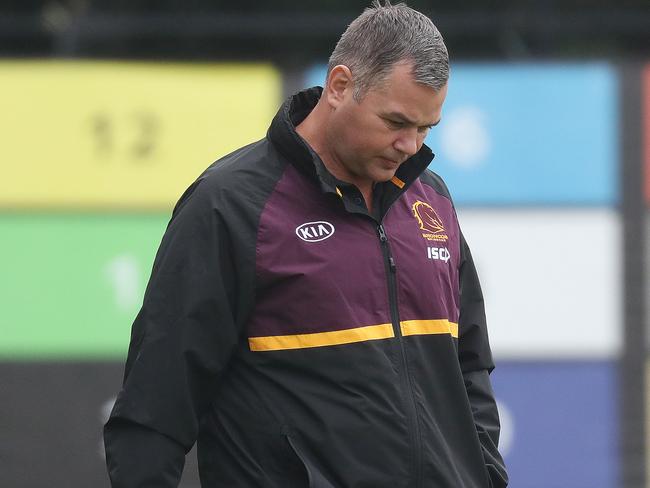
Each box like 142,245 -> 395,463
104,88 -> 508,488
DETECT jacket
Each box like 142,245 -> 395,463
104,87 -> 508,488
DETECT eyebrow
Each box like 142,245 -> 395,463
383,111 -> 441,127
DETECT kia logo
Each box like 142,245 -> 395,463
295,221 -> 335,242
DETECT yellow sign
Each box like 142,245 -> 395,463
0,61 -> 281,209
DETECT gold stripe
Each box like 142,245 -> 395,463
391,176 -> 405,188
400,319 -> 459,338
335,187 -> 343,197
249,323 -> 394,352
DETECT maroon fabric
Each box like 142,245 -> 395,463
249,162 -> 460,340
250,163 -> 389,338
385,179 -> 460,325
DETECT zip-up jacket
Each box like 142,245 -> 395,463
104,87 -> 508,488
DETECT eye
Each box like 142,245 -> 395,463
384,119 -> 405,130
417,125 -> 434,134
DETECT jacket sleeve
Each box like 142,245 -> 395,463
104,179 -> 243,487
458,232 -> 509,488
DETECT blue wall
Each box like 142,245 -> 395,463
305,63 -> 619,206
492,361 -> 619,488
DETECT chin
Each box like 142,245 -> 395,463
373,169 -> 398,183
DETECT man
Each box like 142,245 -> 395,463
104,2 -> 508,487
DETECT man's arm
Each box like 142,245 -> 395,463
104,179 -> 242,487
104,420 -> 186,487
458,232 -> 509,488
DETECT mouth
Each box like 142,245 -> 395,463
379,157 -> 401,167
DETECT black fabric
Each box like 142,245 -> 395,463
105,139 -> 287,487
458,232 -> 496,374
463,370 -> 509,488
104,419 -> 186,487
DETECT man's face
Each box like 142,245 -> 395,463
325,62 -> 447,190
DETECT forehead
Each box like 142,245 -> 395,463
362,63 -> 446,123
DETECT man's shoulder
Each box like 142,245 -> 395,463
417,168 -> 454,203
171,137 -> 285,218
199,137 -> 282,189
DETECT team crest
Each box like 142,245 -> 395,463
412,201 -> 448,242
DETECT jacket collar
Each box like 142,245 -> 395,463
267,87 -> 435,212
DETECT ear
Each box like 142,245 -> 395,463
324,65 -> 353,108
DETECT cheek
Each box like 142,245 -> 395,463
349,134 -> 385,162
350,121 -> 391,152
417,133 -> 427,148
334,110 -> 392,158
333,111 -> 365,149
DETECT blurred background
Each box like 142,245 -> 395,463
1,1 -> 649,487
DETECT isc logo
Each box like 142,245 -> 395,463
295,221 -> 335,242
427,246 -> 451,263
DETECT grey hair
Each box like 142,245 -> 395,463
327,1 -> 449,100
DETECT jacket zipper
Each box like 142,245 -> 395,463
377,222 -> 422,488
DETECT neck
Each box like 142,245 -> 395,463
296,98 -> 374,209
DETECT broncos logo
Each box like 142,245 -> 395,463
412,201 -> 445,234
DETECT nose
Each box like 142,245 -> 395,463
393,129 -> 419,157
